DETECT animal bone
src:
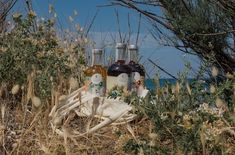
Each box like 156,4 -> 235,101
50,86 -> 149,136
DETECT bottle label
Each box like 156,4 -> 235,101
117,73 -> 128,86
107,73 -> 130,91
131,72 -> 145,95
133,72 -> 141,81
85,73 -> 105,96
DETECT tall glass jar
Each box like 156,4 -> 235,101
107,43 -> 132,92
128,44 -> 145,94
84,48 -> 106,96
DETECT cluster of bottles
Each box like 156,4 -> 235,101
84,43 -> 145,97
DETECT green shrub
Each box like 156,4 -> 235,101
124,67 -> 235,154
0,12 -> 86,100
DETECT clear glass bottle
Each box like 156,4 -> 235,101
107,43 -> 132,92
84,48 -> 106,96
128,44 -> 145,94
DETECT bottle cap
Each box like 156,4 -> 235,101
92,48 -> 103,54
116,43 -> 126,49
128,44 -> 138,50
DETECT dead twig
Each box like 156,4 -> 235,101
148,58 -> 178,80
115,9 -> 122,42
136,13 -> 141,45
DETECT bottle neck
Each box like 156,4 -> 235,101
128,48 -> 138,63
92,53 -> 102,66
116,60 -> 125,64
115,47 -> 127,63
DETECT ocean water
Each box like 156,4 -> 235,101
145,78 -> 177,91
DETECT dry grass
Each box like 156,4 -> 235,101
0,84 -> 152,155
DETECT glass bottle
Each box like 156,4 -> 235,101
128,44 -> 145,94
107,43 -> 132,92
84,48 -> 106,96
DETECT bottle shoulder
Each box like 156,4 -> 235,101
84,65 -> 107,77
107,63 -> 132,76
128,63 -> 145,76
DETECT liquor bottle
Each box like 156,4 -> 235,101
128,44 -> 145,94
84,48 -> 106,96
107,43 -> 132,92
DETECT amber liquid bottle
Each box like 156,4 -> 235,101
84,49 -> 106,96
128,44 -> 145,94
107,43 -> 132,92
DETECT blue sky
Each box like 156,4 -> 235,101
12,0 -> 200,78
